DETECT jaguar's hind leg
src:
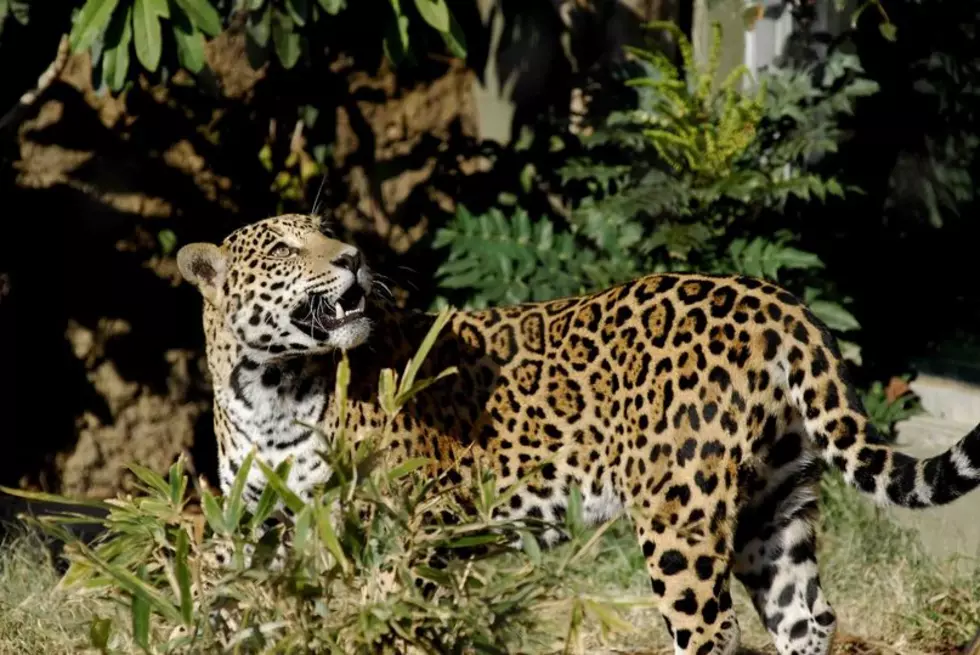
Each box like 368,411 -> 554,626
735,516 -> 836,655
734,431 -> 837,655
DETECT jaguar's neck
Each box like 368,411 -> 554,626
205,297 -> 437,498
211,352 -> 334,498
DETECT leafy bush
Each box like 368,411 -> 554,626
433,21 -> 878,360
70,0 -> 222,92
431,205 -> 632,309
860,375 -> 924,438
63,0 -> 466,93
0,0 -> 29,39
2,308 -> 641,654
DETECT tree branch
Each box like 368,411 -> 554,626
0,33 -> 70,134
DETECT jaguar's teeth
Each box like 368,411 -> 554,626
334,303 -> 345,319
357,296 -> 366,311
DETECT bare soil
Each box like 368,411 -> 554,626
0,0 -> 670,504
3,27 -> 479,500
611,631 -> 972,654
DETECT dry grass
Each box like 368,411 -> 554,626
571,473 -> 980,655
0,530 -> 111,655
1,472 -> 977,654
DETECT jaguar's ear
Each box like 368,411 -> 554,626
177,243 -> 227,306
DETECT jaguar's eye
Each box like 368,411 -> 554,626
269,242 -> 296,258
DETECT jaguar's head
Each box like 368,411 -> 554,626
177,214 -> 374,360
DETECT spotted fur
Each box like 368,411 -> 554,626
178,214 -> 980,655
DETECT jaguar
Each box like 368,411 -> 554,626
177,213 -> 980,655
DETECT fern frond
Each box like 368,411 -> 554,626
437,27 -> 879,345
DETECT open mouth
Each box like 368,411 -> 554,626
290,284 -> 367,338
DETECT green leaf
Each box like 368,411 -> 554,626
878,21 -> 897,42
248,459 -> 292,531
256,458 -> 306,514
246,2 -> 271,47
0,485 -> 108,509
727,238 -> 823,280
174,528 -> 193,624
315,499 -> 349,573
439,3 -> 466,58
0,0 -> 30,31
581,597 -> 637,634
271,9 -> 301,68
846,78 -> 880,97
414,565 -> 452,586
293,505 -> 313,552
73,543 -> 183,623
70,0 -> 121,53
128,463 -> 171,498
413,0 -> 449,32
173,0 -> 222,35
89,616 -> 112,650
199,488 -> 228,535
134,0 -> 163,72
168,457 -> 186,505
334,353 -> 350,435
383,11 -> 408,66
171,3 -> 206,73
445,533 -> 507,549
771,246 -> 823,271
224,449 -> 255,528
838,339 -> 862,365
397,305 -> 453,398
101,3 -> 132,91
147,0 -> 169,18
173,29 -> 206,73
385,457 -> 433,481
285,0 -> 307,26
393,366 -> 457,409
519,163 -> 535,194
566,485 -> 584,534
131,566 -> 151,649
378,367 -> 398,417
316,0 -> 345,14
809,300 -> 861,332
9,0 -> 26,24
518,529 -> 541,565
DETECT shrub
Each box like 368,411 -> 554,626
432,21 -> 878,362
61,0 -> 467,92
2,307 -> 643,654
860,375 -> 924,437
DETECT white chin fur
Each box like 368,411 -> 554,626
326,318 -> 372,351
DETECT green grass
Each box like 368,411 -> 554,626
2,472 -> 977,654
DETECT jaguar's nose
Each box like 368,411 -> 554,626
332,251 -> 363,275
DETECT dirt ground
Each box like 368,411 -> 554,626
612,631 -> 974,654
3,24 -> 480,500
0,0 -> 684,507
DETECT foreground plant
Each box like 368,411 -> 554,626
2,308 -> 643,654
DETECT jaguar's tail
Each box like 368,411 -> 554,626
783,330 -> 980,509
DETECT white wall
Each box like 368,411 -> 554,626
742,0 -> 858,75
